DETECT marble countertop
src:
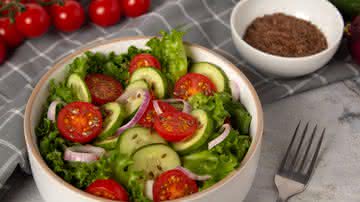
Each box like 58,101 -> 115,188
3,81 -> 360,202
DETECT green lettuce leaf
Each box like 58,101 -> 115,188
147,30 -> 188,82
189,92 -> 232,128
48,79 -> 76,103
182,129 -> 251,190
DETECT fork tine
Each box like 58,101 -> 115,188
289,122 -> 309,170
298,125 -> 317,171
305,128 -> 325,180
279,121 -> 301,171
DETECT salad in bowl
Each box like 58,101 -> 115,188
33,30 -> 255,202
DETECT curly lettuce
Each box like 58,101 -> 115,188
36,115 -> 113,189
68,46 -> 150,85
146,30 -> 188,82
182,129 -> 251,190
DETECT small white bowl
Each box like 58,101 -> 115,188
24,37 -> 264,202
230,0 -> 344,78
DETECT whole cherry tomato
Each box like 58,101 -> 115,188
122,0 -> 150,17
50,0 -> 85,32
0,17 -> 24,48
15,3 -> 50,38
88,0 -> 122,27
0,39 -> 7,64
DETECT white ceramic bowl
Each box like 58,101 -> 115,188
230,0 -> 344,78
24,37 -> 264,202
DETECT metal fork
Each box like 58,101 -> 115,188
275,122 -> 325,202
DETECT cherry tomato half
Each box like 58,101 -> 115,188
122,0 -> 150,18
0,17 -> 24,48
85,74 -> 123,105
129,53 -> 161,74
173,73 -> 217,100
154,111 -> 198,142
153,169 -> 198,202
86,179 -> 129,201
15,3 -> 50,38
57,102 -> 103,143
50,0 -> 85,32
88,0 -> 122,27
138,101 -> 178,128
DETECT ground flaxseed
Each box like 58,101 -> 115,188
243,13 -> 328,57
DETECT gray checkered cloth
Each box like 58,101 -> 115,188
0,0 -> 358,192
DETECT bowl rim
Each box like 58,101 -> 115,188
24,36 -> 264,202
230,0 -> 344,61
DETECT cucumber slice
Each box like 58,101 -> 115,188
66,73 -> 92,102
97,102 -> 126,140
123,80 -> 150,117
172,109 -> 213,154
126,80 -> 149,91
129,144 -> 181,179
130,67 -> 168,98
190,62 -> 230,92
117,127 -> 166,156
94,136 -> 119,150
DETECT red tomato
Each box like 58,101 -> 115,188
0,17 -> 24,48
88,0 -> 122,27
27,0 -> 52,13
173,73 -> 217,100
57,102 -> 103,143
153,169 -> 198,202
15,3 -> 50,38
0,0 -> 27,16
122,0 -> 150,17
154,111 -> 198,142
50,0 -> 85,32
138,101 -> 178,128
129,53 -> 161,74
86,179 -> 129,201
85,74 -> 123,105
0,39 -> 7,64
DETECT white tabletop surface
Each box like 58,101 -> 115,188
2,81 -> 360,202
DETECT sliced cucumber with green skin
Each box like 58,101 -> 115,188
129,144 -> 181,179
126,80 -> 149,91
117,127 -> 166,156
94,135 -> 119,150
172,109 -> 213,154
123,80 -> 150,117
66,73 -> 92,102
129,67 -> 168,98
190,62 -> 230,92
96,102 -> 126,140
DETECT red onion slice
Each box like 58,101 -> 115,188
208,124 -> 231,150
153,100 -> 163,115
47,100 -> 65,122
115,90 -> 151,136
229,80 -> 240,101
64,145 -> 105,162
159,98 -> 192,114
145,180 -> 154,200
175,166 -> 212,181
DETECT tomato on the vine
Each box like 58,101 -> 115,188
0,0 -> 27,16
122,0 -> 150,17
0,39 -> 7,64
15,3 -> 50,38
88,0 -> 122,27
0,17 -> 24,48
50,0 -> 85,32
